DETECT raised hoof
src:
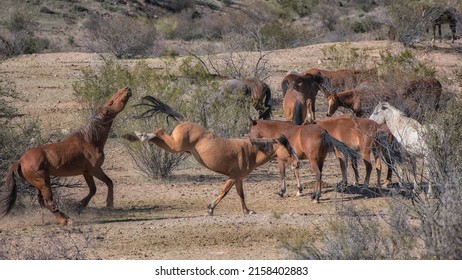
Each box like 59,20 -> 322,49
277,191 -> 285,198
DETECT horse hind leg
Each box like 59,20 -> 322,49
29,176 -> 70,225
309,158 -> 323,203
208,178 -> 235,216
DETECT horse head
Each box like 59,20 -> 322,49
326,93 -> 339,117
369,102 -> 392,125
100,87 -> 132,117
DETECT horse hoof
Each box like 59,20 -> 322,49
247,210 -> 256,215
277,191 -> 285,198
296,191 -> 303,197
312,199 -> 319,204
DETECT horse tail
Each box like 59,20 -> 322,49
293,101 -> 304,125
135,96 -> 186,122
258,83 -> 272,120
0,162 -> 19,219
321,132 -> 360,162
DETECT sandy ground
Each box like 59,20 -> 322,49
0,40 -> 460,259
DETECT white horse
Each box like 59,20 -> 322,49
369,102 -> 433,197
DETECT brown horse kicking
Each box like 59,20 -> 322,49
316,115 -> 383,191
1,87 -> 132,225
127,96 -> 299,215
248,120 -> 359,202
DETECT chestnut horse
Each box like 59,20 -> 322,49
326,89 -> 365,117
223,78 -> 272,119
1,87 -> 132,225
281,72 -> 323,123
248,119 -> 359,202
316,115 -> 383,191
283,83 -> 311,125
127,96 -> 298,215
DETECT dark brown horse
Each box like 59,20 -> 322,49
127,96 -> 298,215
223,78 -> 272,119
316,115 -> 383,191
423,7 -> 458,44
304,68 -> 377,94
281,72 -> 323,122
402,77 -> 442,118
248,119 -> 359,202
1,87 -> 132,225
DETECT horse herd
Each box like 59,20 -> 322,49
0,66 -> 442,225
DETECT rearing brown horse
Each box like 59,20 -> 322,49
1,87 -> 132,225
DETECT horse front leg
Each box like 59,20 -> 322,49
208,178 -> 235,216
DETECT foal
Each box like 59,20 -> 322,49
129,96 -> 299,215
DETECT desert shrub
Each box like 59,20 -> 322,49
283,204 -> 416,259
275,0 -> 319,18
83,14 -> 158,58
73,58 -> 254,178
0,11 -> 49,58
385,0 -> 428,47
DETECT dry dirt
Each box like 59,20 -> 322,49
0,40 -> 460,259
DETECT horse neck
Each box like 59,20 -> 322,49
79,114 -> 115,149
